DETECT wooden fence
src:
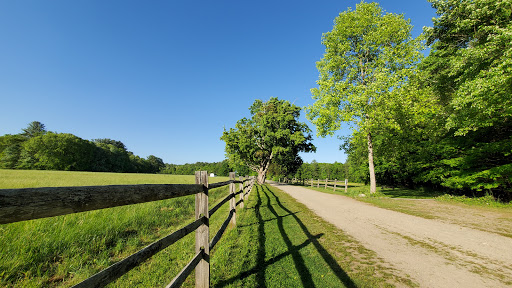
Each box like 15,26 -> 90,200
0,171 -> 255,288
279,177 -> 349,193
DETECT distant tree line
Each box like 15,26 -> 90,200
0,121 -> 165,173
160,160 -> 254,177
267,161 -> 349,181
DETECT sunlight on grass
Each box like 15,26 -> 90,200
0,169 -> 230,287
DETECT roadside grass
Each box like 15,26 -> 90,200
435,194 -> 512,208
0,169 -> 232,287
294,181 -> 512,238
210,184 -> 415,287
294,180 -> 511,208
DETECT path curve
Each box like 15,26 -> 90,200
270,182 -> 512,288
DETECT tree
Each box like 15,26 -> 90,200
418,0 -> 512,198
92,138 -> 127,150
21,121 -> 46,138
147,155 -> 165,173
21,132 -> 96,171
423,0 -> 512,136
0,134 -> 27,168
306,2 -> 422,193
221,97 -> 316,184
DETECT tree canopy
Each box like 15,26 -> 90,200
221,97 -> 315,184
306,1 -> 423,193
339,0 -> 511,201
0,122 -> 166,174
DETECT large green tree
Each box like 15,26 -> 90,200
423,0 -> 512,136
306,1 -> 423,193
418,0 -> 512,197
221,97 -> 316,184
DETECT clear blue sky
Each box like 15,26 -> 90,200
0,0 -> 436,165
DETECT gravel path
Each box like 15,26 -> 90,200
270,182 -> 512,287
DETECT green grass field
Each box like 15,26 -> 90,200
0,169 -> 232,287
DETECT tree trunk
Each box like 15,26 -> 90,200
367,132 -> 377,194
256,152 -> 273,185
257,170 -> 267,185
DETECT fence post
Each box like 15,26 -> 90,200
325,178 -> 328,189
229,172 -> 236,226
334,179 -> 337,192
245,175 -> 249,201
317,179 -> 320,188
345,179 -> 348,193
195,171 -> 209,288
310,179 -> 313,187
239,176 -> 244,209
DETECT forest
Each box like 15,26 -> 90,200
0,122 -> 165,173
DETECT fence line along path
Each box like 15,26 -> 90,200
279,177 -> 349,193
0,171 -> 255,288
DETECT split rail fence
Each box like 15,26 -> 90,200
279,177 -> 349,193
0,171 -> 255,288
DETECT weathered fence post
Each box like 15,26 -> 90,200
195,171 -> 209,288
325,178 -> 328,189
244,175 -> 249,201
317,179 -> 320,188
310,179 -> 313,187
333,179 -> 337,192
229,172 -> 236,226
345,179 -> 348,193
239,176 -> 244,209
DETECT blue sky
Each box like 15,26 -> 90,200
0,0 -> 437,165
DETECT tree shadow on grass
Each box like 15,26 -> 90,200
214,185 -> 356,288
265,185 -> 357,288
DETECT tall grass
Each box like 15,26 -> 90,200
0,169 -> 231,287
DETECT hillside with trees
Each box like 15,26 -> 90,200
0,121 -> 165,173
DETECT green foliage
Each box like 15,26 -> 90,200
20,132 -> 97,171
332,0 -> 512,201
0,122 -> 166,174
21,121 -> 46,138
306,1 -> 423,193
221,97 -> 315,183
161,160 -> 239,177
424,0 -> 512,136
269,160 -> 348,181
306,1 -> 423,136
0,134 -> 26,169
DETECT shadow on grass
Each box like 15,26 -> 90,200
214,185 -> 356,288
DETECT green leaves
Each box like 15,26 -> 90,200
425,0 -> 512,136
307,2 -> 423,138
221,97 -> 315,183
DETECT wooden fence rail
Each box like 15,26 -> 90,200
0,171 -> 255,288
279,177 -> 349,193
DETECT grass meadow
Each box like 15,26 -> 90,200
0,169 -> 232,287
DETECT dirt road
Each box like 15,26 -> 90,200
270,183 -> 512,287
